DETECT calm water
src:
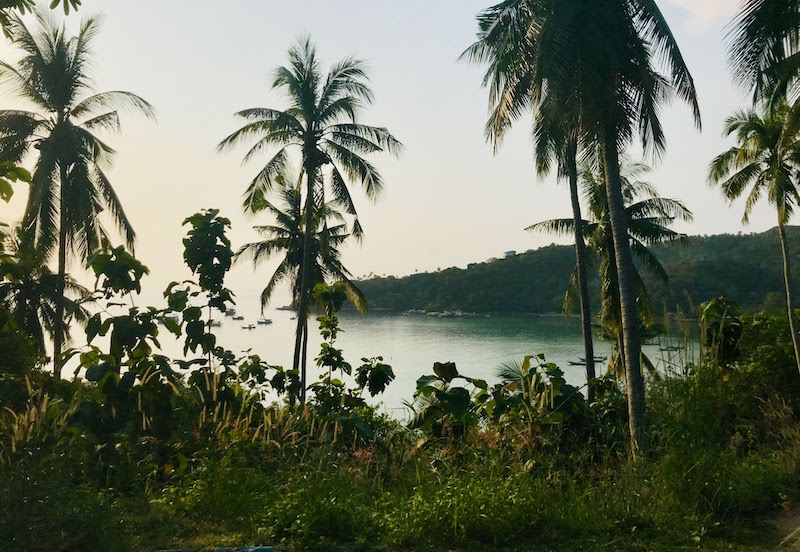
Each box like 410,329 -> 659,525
78,295 -> 692,414
151,306 -> 691,414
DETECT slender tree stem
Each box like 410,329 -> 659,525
602,132 -> 646,458
293,159 -> 316,404
565,142 -> 596,401
778,222 -> 800,376
53,161 -> 68,379
301,315 -> 309,384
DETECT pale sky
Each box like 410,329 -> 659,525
0,1 -> 765,305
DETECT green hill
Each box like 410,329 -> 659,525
358,227 -> 800,314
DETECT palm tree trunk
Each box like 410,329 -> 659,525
301,316 -> 309,383
565,143 -> 596,401
293,161 -> 316,404
601,133 -> 646,458
53,162 -> 68,379
292,312 -> 304,393
778,222 -> 800,376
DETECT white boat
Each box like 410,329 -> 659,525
224,309 -> 237,317
208,320 -> 222,328
257,319 -> 273,325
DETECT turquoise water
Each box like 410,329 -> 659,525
149,306 -> 689,414
75,289 -> 694,414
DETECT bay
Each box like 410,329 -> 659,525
153,306 -> 693,416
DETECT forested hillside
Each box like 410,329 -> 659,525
358,227 -> 800,314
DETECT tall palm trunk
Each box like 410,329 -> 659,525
52,161 -> 68,379
301,316 -> 309,382
601,132 -> 646,457
565,143 -> 596,401
293,159 -> 316,404
605,239 -> 626,378
778,221 -> 800,375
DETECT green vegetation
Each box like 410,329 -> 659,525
358,227 -> 800,315
2,1 -> 800,550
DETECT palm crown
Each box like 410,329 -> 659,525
0,12 -> 154,258
236,172 -> 366,314
463,0 -> 700,157
710,102 -> 800,225
727,0 -> 800,102
219,37 -> 402,238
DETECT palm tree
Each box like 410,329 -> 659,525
236,170 -> 366,399
0,12 -> 154,378
727,0 -> 800,103
463,0 -> 597,401
237,172 -> 366,314
529,159 -> 693,377
709,102 -> 800,376
219,38 -> 400,402
463,0 -> 700,455
0,228 -> 89,355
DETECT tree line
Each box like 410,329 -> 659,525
358,226 -> 800,314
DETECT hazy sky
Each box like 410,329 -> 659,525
0,1 -> 765,304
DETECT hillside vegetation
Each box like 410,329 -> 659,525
358,227 -> 800,314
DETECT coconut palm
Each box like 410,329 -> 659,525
529,160 -> 693,377
464,0 -> 699,455
237,173 -> 366,313
709,102 -> 800,376
0,12 -> 154,378
219,38 -> 400,401
727,0 -> 800,103
0,228 -> 89,356
463,0 -> 597,401
236,171 -> 366,399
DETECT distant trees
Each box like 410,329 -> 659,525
220,38 -> 400,402
709,102 -> 800,376
0,12 -> 153,377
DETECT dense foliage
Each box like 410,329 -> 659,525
357,227 -> 800,315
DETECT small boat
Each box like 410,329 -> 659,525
241,324 -> 256,330
208,320 -> 222,328
257,319 -> 273,325
232,315 -> 245,321
568,356 -> 608,366
224,309 -> 237,317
